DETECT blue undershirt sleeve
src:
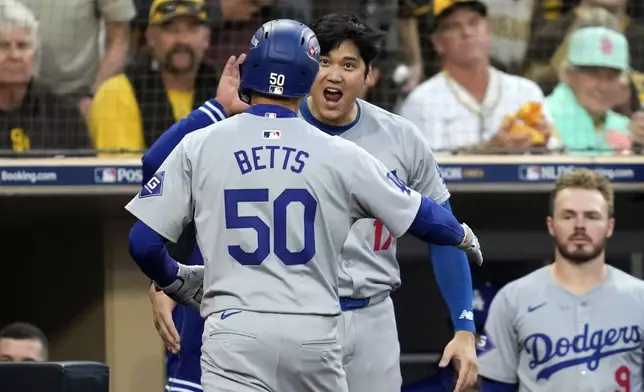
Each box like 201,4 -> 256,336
128,220 -> 179,287
428,200 -> 475,333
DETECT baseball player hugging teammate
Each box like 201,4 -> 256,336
126,17 -> 483,392
478,169 -> 644,392
141,12 -> 483,392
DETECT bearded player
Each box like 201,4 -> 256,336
478,168 -> 644,392
146,13 -> 479,392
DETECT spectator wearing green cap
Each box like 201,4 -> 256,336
545,26 -> 644,155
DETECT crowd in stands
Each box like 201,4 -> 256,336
0,0 -> 643,157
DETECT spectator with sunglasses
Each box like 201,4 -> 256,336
89,0 -> 218,157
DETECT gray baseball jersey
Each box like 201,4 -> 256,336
300,99 -> 449,298
125,109 -> 423,318
478,265 -> 644,392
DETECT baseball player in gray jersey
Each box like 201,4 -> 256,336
145,12 -> 481,392
478,168 -> 644,392
301,13 -> 480,392
126,19 -> 482,392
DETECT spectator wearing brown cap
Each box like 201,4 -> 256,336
89,0 -> 218,157
399,0 -> 553,154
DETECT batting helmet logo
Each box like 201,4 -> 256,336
238,19 -> 320,104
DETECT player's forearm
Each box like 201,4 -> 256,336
428,201 -> 475,333
479,377 -> 518,392
407,196 -> 465,246
129,220 -> 179,286
142,99 -> 227,183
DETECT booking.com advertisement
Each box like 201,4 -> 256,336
0,166 -> 143,186
0,163 -> 642,187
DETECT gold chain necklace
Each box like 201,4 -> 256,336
444,69 -> 504,139
443,69 -> 503,116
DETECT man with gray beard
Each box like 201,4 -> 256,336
88,0 -> 220,158
478,168 -> 644,392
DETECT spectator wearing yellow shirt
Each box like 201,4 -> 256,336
89,0 -> 218,157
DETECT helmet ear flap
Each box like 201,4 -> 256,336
238,62 -> 251,104
238,88 -> 251,105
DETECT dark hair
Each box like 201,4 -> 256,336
311,13 -> 384,69
0,322 -> 48,357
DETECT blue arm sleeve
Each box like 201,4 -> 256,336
479,377 -> 518,392
129,220 -> 179,287
142,99 -> 226,184
407,196 -> 465,246
429,200 -> 475,333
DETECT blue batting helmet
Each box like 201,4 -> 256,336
239,19 -> 320,104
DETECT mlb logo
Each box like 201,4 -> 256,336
269,85 -> 284,95
519,165 -> 541,181
263,130 -> 281,139
94,168 -> 116,183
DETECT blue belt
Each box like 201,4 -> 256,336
340,297 -> 370,311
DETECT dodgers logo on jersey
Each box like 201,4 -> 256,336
524,323 -> 641,380
139,172 -> 165,198
434,163 -> 447,185
387,170 -> 411,195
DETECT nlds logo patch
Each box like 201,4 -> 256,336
263,130 -> 281,139
139,172 -> 165,198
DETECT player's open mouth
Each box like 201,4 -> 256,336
323,88 -> 343,109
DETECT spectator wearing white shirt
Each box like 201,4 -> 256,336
399,0 -> 553,154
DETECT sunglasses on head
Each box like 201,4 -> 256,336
154,0 -> 205,15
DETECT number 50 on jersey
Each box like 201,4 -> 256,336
225,188 -> 317,266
